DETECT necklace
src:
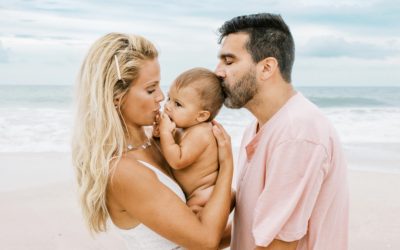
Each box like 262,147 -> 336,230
127,139 -> 152,151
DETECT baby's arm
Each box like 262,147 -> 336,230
159,113 -> 209,170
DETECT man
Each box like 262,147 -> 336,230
215,13 -> 349,250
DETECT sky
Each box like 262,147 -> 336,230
0,0 -> 399,87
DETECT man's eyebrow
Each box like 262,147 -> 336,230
218,53 -> 236,59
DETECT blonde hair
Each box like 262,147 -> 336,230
71,33 -> 158,233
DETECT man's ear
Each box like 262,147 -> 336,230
257,57 -> 278,81
196,110 -> 211,123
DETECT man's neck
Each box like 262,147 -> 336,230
245,81 -> 295,128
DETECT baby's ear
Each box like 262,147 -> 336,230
196,110 -> 210,123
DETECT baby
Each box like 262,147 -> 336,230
158,67 -> 224,213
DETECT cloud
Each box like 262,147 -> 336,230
299,36 -> 400,59
273,0 -> 400,26
0,0 -> 399,86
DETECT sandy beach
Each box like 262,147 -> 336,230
0,153 -> 126,250
1,152 -> 399,250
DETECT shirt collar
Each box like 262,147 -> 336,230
244,92 -> 302,160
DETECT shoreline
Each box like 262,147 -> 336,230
1,152 -> 399,249
344,142 -> 400,174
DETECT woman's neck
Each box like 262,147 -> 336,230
125,125 -> 149,146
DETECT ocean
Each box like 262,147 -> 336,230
1,85 -> 399,172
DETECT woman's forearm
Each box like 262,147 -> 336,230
199,158 -> 233,244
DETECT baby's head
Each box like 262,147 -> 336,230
165,67 -> 224,128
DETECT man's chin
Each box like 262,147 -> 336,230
224,99 -> 243,109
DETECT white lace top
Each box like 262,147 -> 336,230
115,160 -> 186,250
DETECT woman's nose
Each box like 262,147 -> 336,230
156,88 -> 165,102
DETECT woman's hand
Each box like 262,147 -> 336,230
211,120 -> 233,171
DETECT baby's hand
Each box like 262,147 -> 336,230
152,112 -> 161,138
159,112 -> 176,134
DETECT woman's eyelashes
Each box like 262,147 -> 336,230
147,83 -> 160,94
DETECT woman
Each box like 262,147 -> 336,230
72,33 -> 233,249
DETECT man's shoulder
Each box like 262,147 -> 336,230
275,94 -> 336,145
288,94 -> 330,127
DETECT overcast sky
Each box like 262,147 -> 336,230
0,0 -> 399,86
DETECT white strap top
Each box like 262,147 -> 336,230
115,160 -> 186,250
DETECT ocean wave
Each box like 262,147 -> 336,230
309,96 -> 387,107
0,86 -> 400,152
323,107 -> 400,143
0,107 -> 72,152
299,86 -> 400,108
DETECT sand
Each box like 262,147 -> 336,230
1,152 -> 399,249
0,153 -> 126,250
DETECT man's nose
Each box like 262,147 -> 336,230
214,64 -> 226,79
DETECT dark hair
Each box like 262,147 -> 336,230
174,67 -> 224,122
218,13 -> 295,83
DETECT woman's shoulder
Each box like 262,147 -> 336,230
109,155 -> 157,191
107,155 -> 187,219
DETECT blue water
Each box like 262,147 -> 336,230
299,86 -> 400,108
0,85 -> 73,108
0,85 -> 400,159
1,85 -> 399,108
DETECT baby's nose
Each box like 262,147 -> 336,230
164,102 -> 171,111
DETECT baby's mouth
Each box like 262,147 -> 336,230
164,111 -> 174,122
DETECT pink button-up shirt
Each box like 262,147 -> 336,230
231,93 -> 349,250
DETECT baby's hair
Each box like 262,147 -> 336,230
173,68 -> 224,121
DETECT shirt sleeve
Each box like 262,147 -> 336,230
252,139 -> 329,247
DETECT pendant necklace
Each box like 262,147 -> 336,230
127,139 -> 152,151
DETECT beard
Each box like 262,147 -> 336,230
221,69 -> 258,109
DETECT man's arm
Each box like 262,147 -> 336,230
251,141 -> 328,249
255,239 -> 298,250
